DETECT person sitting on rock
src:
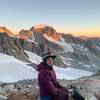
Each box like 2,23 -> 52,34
37,52 -> 69,100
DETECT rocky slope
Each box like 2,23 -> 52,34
19,24 -> 100,72
0,71 -> 99,100
0,33 -> 29,62
0,25 -> 100,71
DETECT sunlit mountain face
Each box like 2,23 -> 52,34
0,25 -> 100,38
0,24 -> 100,73
0,27 -> 13,35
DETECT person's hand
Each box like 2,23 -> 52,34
62,87 -> 69,93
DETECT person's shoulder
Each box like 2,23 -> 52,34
39,69 -> 51,79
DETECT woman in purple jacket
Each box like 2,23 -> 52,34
37,52 -> 69,100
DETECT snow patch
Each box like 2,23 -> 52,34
26,51 -> 93,80
0,53 -> 37,83
67,58 -> 74,61
84,65 -> 91,68
25,51 -> 42,64
60,37 -> 74,52
80,46 -> 88,51
96,46 -> 100,51
0,51 -> 93,83
43,35 -> 74,52
43,34 -> 60,44
54,66 -> 93,80
0,53 -> 18,64
33,24 -> 48,29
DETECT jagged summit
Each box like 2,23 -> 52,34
0,26 -> 13,35
19,29 -> 33,40
30,24 -> 56,33
33,24 -> 49,29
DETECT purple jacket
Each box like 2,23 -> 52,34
37,62 -> 69,100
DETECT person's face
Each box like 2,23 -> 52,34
46,57 -> 54,66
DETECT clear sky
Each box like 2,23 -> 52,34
0,0 -> 100,37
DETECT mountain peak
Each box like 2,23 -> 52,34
30,24 -> 61,41
31,24 -> 56,32
33,24 -> 48,29
0,26 -> 13,35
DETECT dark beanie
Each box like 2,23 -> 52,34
42,52 -> 56,61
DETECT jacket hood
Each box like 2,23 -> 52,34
37,62 -> 53,71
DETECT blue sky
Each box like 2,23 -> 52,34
0,0 -> 100,36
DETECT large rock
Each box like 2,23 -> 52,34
7,86 -> 39,100
0,71 -> 100,100
58,72 -> 100,100
0,33 -> 30,62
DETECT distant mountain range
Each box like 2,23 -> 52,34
0,25 -> 100,72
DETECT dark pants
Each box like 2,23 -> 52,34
40,96 -> 52,100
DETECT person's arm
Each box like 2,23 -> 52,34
57,82 -> 63,88
57,82 -> 68,92
43,78 -> 58,95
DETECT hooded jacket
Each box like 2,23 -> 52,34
37,62 -> 69,100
